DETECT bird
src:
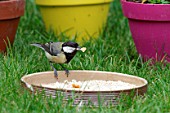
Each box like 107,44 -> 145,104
31,41 -> 86,79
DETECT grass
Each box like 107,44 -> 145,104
0,0 -> 170,112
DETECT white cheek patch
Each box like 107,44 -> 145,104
63,46 -> 76,53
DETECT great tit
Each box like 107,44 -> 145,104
31,41 -> 86,79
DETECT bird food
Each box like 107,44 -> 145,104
42,80 -> 136,91
80,47 -> 86,52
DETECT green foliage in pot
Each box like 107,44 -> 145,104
127,0 -> 170,4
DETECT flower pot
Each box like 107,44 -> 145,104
36,0 -> 112,43
121,0 -> 170,62
0,0 -> 25,52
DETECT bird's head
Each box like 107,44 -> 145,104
62,41 -> 86,54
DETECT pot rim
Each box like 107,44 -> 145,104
0,0 -> 25,20
121,0 -> 170,21
122,0 -> 170,6
36,0 -> 113,6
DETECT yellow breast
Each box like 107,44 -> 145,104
45,52 -> 67,63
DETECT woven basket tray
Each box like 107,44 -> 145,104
21,70 -> 148,106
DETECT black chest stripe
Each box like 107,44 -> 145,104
64,52 -> 77,63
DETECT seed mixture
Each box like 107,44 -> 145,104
42,80 -> 136,91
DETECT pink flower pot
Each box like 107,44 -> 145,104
121,0 -> 170,62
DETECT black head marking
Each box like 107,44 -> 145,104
62,41 -> 79,48
62,41 -> 79,63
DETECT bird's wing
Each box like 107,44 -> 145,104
47,42 -> 64,56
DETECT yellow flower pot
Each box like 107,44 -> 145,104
36,0 -> 112,43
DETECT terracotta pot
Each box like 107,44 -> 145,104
121,0 -> 170,62
0,0 -> 25,52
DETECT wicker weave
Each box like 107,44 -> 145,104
21,70 -> 148,106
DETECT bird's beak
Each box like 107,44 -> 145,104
76,46 -> 86,52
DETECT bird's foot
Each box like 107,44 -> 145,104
59,64 -> 70,77
50,62 -> 58,80
53,68 -> 58,80
65,69 -> 70,77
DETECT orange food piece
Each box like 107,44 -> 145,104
72,84 -> 80,88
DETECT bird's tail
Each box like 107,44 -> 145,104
30,43 -> 45,51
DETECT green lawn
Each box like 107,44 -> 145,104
0,0 -> 170,113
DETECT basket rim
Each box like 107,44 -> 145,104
21,70 -> 148,93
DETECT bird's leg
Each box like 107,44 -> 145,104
59,64 -> 69,77
50,62 -> 58,79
